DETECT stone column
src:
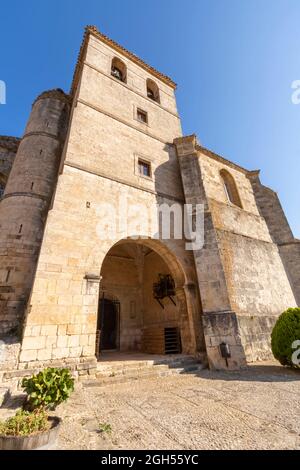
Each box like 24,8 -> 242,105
0,89 -> 71,337
174,135 -> 246,369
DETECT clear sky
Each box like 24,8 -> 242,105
0,0 -> 299,236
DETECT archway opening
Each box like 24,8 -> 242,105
96,240 -> 190,358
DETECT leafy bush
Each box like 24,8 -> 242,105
22,367 -> 75,410
0,409 -> 49,437
271,308 -> 300,368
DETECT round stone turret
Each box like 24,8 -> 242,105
0,89 -> 71,336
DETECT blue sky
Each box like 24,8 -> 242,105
0,0 -> 299,236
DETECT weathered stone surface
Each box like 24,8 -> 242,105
0,386 -> 9,407
174,136 -> 297,366
0,136 -> 20,192
0,335 -> 20,372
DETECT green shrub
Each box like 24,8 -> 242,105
0,409 -> 49,437
271,308 -> 300,368
22,367 -> 75,410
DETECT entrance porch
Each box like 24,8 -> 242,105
96,240 -> 199,359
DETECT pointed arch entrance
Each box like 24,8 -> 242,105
96,238 -> 199,358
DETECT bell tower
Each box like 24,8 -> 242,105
0,89 -> 71,336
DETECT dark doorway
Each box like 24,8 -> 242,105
98,298 -> 120,352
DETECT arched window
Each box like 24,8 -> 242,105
111,57 -> 127,83
220,169 -> 242,208
146,79 -> 160,103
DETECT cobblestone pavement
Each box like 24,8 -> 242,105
52,362 -> 300,450
1,361 -> 299,450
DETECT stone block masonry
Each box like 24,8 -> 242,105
0,90 -> 71,336
248,171 -> 300,306
174,135 -> 297,368
0,26 -> 297,376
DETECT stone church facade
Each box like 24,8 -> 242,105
0,26 -> 299,378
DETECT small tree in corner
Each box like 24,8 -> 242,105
271,308 -> 300,368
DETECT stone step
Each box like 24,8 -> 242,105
96,355 -> 198,372
96,359 -> 199,378
84,363 -> 205,387
95,358 -> 200,378
96,363 -> 170,378
0,387 -> 10,407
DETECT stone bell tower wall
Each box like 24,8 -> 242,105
16,27 -> 205,373
248,172 -> 300,306
0,90 -> 71,336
